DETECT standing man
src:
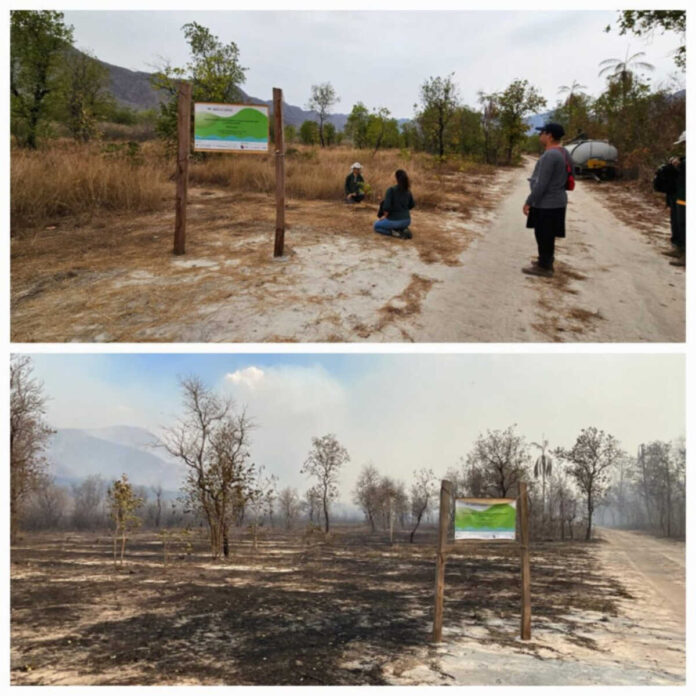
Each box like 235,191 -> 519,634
522,122 -> 571,277
345,162 -> 365,204
665,131 -> 686,267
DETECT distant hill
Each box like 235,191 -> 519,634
89,49 -> 349,129
47,426 -> 185,489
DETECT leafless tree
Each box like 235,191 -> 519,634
71,475 -> 107,530
632,440 -> 684,537
151,484 -> 163,528
247,465 -> 278,549
161,376 -> 256,559
10,356 -> 54,542
409,468 -> 436,543
465,426 -> 530,498
353,463 -> 381,532
24,477 -> 70,530
301,434 -> 350,533
278,487 -> 301,530
558,427 -> 623,540
303,486 -> 323,525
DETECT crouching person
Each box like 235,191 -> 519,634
374,169 -> 415,239
345,162 -> 366,203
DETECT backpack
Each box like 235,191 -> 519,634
554,147 -> 575,191
653,163 -> 678,195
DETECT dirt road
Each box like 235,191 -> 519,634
414,158 -> 685,342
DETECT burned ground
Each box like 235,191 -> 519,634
11,529 -> 628,685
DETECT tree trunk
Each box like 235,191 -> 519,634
586,496 -> 593,541
323,494 -> 330,533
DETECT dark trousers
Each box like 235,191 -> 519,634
347,193 -> 365,203
670,200 -> 686,250
527,207 -> 566,269
534,228 -> 556,269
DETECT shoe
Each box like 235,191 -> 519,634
401,228 -> 413,239
669,258 -> 685,267
522,265 -> 554,277
391,229 -> 403,238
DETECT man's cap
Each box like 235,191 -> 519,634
535,122 -> 565,140
674,131 -> 686,145
351,162 -> 362,169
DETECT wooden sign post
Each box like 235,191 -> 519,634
273,87 -> 286,257
519,482 -> 532,640
432,481 -> 532,643
432,479 -> 453,642
174,81 -> 192,256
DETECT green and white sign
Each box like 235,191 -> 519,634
194,102 -> 269,153
455,498 -> 517,540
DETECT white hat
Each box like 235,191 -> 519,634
351,162 -> 362,169
674,131 -> 686,145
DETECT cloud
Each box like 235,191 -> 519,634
226,366 -> 265,387
223,364 -> 345,416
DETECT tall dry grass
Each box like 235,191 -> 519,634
188,147 -> 468,208
11,141 -> 172,229
11,141 -> 492,229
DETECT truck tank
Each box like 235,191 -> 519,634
564,140 -> 619,179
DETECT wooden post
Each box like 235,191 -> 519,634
432,479 -> 453,642
388,497 -> 394,545
273,87 -> 286,257
174,81 -> 191,255
519,482 -> 531,640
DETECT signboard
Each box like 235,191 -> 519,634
454,498 -> 517,540
194,102 -> 269,153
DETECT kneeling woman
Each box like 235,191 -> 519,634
374,169 -> 415,239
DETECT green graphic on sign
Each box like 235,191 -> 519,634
194,103 -> 269,152
455,498 -> 517,540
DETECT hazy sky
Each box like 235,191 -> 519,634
60,7 -> 685,118
25,353 -> 685,503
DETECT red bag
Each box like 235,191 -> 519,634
555,147 -> 575,191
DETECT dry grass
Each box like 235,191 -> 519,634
11,141 -> 494,231
11,141 -> 172,229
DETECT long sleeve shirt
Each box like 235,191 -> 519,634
525,148 -> 569,209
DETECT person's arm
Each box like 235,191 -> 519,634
525,152 -> 559,207
383,187 -> 393,217
345,174 -> 352,195
408,192 -> 415,210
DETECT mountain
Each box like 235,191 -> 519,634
46,427 -> 184,489
90,50 -> 349,128
525,109 -> 555,134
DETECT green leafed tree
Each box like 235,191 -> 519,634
55,49 -> 113,142
366,107 -> 400,154
416,73 -> 460,158
495,79 -> 547,164
151,22 -> 247,145
107,474 -> 144,565
10,10 -> 73,148
299,119 -> 319,145
609,10 -> 685,70
307,82 -> 340,148
345,102 -> 370,148
284,123 -> 297,144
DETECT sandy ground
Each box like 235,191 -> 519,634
10,528 -> 684,685
398,527 -> 685,685
11,161 -> 682,342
